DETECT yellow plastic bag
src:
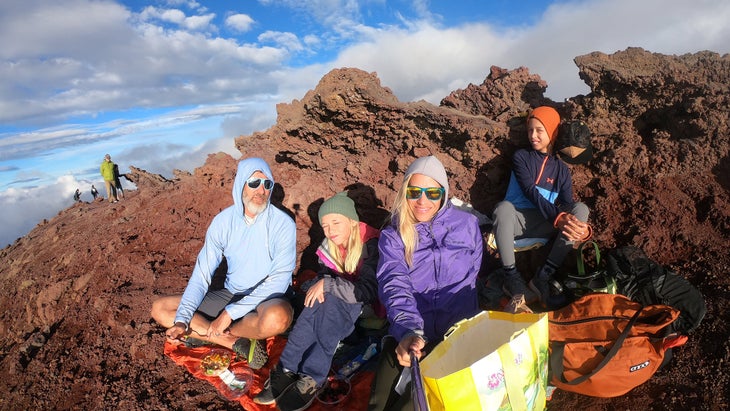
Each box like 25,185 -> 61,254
419,311 -> 549,411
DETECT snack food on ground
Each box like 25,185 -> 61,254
200,350 -> 231,376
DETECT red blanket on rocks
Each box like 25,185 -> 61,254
164,337 -> 374,410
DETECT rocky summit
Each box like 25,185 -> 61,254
1,47 -> 728,410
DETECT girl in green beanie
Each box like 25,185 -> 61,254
255,191 -> 381,411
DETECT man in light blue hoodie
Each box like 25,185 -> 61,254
151,157 -> 297,369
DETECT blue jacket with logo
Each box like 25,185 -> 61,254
504,148 -> 575,222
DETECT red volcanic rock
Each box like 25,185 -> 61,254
0,48 -> 728,410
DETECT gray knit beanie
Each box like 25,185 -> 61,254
404,155 -> 449,200
318,192 -> 359,224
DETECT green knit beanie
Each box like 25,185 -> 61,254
318,192 -> 359,224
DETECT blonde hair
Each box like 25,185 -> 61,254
327,218 -> 364,274
390,176 -> 420,267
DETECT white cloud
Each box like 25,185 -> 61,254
220,104 -> 279,138
0,103 -> 277,167
226,13 -> 255,32
165,0 -> 203,10
259,0 -> 361,24
139,6 -> 215,31
258,31 -> 304,52
302,34 -> 321,47
332,23 -> 510,102
154,8 -> 186,24
0,1 -> 292,127
181,13 -> 216,31
0,175 -> 82,248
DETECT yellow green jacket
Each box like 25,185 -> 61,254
100,160 -> 115,181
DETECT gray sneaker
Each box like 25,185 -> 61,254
232,338 -> 268,370
276,374 -> 318,411
503,270 -> 537,303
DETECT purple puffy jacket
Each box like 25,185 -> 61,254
376,203 -> 483,343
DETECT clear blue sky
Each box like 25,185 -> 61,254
1,0 -> 729,247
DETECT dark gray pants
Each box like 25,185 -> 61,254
492,201 -> 589,267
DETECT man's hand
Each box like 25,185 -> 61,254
395,334 -> 426,367
207,310 -> 233,337
304,279 -> 325,307
165,322 -> 187,340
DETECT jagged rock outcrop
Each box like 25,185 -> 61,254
0,48 -> 728,410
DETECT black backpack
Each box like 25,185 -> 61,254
606,246 -> 706,335
556,120 -> 593,165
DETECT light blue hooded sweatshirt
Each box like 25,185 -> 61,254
174,157 -> 297,326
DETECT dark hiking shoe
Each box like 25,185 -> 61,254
503,270 -> 537,303
232,338 -> 268,370
253,380 -> 277,405
253,364 -> 298,405
529,273 -> 568,310
276,374 -> 318,411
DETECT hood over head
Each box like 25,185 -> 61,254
404,155 -> 449,211
233,157 -> 273,217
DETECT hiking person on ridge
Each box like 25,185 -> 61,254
99,154 -> 118,203
113,163 -> 125,200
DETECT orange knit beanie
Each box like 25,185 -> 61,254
529,106 -> 561,143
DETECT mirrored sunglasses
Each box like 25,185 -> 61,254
246,178 -> 274,190
406,186 -> 444,201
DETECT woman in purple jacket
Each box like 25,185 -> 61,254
369,155 -> 483,411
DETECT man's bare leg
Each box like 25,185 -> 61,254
228,298 -> 294,340
151,295 -> 293,348
150,295 -> 183,328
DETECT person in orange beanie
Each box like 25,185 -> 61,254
491,106 -> 592,309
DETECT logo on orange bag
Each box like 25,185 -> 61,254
629,360 -> 650,372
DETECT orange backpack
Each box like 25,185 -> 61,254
548,293 -> 687,397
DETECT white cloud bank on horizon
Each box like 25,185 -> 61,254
0,136 -> 240,248
0,175 -> 84,248
1,0 -> 729,247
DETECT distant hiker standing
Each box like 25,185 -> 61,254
73,189 -> 81,202
91,185 -> 99,200
100,154 -> 118,203
492,106 -> 592,309
113,163 -> 125,200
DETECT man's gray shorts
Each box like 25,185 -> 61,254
196,289 -> 245,320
